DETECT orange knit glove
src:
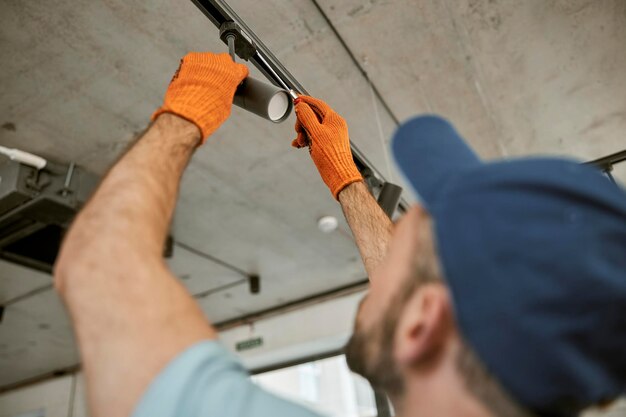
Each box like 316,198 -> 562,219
292,96 -> 362,199
152,52 -> 249,142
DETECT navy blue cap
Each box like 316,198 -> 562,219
392,115 -> 626,417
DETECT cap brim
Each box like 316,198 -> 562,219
392,115 -> 482,206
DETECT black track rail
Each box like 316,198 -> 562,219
586,149 -> 626,171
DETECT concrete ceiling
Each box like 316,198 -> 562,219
1,0 -> 625,388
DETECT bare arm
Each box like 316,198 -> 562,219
54,52 -> 247,417
291,96 -> 393,279
338,181 -> 393,279
55,114 -> 215,417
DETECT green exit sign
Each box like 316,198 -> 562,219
236,337 -> 263,352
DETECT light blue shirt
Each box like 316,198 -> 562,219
132,340 -> 324,417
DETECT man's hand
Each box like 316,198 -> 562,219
292,96 -> 363,199
153,52 -> 248,142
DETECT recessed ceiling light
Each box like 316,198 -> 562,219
317,216 -> 339,233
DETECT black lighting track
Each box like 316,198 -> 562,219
587,149 -> 626,171
586,149 -> 626,185
191,0 -> 406,216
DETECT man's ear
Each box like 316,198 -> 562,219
393,284 -> 453,368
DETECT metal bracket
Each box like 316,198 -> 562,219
219,21 -> 257,61
248,274 -> 260,294
59,162 -> 75,197
25,169 -> 49,192
377,182 -> 403,218
586,149 -> 626,185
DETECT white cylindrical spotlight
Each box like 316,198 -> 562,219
233,77 -> 293,123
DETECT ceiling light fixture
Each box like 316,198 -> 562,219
317,216 -> 339,233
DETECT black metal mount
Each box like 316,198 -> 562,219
587,149 -> 626,171
586,149 -> 626,185
219,21 -> 257,61
248,274 -> 260,294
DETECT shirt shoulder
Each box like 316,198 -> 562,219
131,340 -> 324,417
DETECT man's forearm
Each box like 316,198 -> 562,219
56,114 -> 200,277
338,181 -> 393,279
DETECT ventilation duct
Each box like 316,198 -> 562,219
0,159 -> 98,273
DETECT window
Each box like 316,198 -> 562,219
252,355 -> 378,417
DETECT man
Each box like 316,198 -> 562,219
54,52 -> 626,417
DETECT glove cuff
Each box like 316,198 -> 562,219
332,174 -> 364,200
325,158 -> 363,199
151,101 -> 226,143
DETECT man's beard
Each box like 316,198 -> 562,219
344,273 -> 423,397
344,309 -> 405,396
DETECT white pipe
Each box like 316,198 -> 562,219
0,146 -> 47,170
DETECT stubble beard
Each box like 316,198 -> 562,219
344,312 -> 405,397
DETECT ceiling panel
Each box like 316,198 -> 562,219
167,242 -> 248,296
0,260 -> 51,305
0,290 -> 77,388
314,0 -> 626,183
312,0 -> 505,159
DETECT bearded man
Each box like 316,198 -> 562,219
55,52 -> 626,417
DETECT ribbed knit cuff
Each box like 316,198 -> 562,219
332,174 -> 364,200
